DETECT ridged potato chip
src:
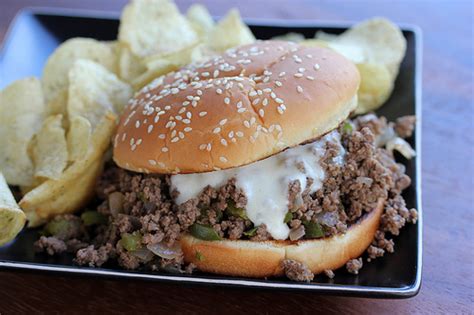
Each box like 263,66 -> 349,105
208,9 -> 255,52
31,114 -> 68,180
20,113 -> 117,227
0,77 -> 46,186
42,37 -> 118,103
315,18 -> 406,113
67,115 -> 92,162
118,0 -> 198,58
186,4 -> 215,38
0,173 -> 26,245
355,63 -> 394,114
67,59 -> 132,129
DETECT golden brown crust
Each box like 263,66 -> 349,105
113,41 -> 360,174
180,199 -> 384,278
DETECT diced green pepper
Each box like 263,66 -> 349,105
243,227 -> 258,237
284,212 -> 293,224
44,219 -> 72,237
303,221 -> 325,238
195,250 -> 204,261
342,122 -> 353,134
227,200 -> 248,220
190,224 -> 221,241
119,231 -> 143,251
81,211 -> 107,226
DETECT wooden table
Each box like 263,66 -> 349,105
0,0 -> 472,313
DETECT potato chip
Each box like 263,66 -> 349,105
67,115 -> 92,162
316,18 -> 406,78
20,113 -> 117,226
355,63 -> 393,114
42,37 -> 118,103
31,115 -> 68,180
186,4 -> 215,38
0,77 -> 46,186
68,59 -> 132,129
271,32 -> 305,43
117,43 -> 147,83
45,88 -> 68,117
0,173 -> 26,245
132,44 -> 204,90
300,39 -> 330,48
118,0 -> 198,58
208,9 -> 255,52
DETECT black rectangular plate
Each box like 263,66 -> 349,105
0,8 -> 422,298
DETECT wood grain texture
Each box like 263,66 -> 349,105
0,0 -> 473,313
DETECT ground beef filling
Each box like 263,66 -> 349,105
34,114 -> 417,279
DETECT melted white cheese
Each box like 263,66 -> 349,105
171,130 -> 344,240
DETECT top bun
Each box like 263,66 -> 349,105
113,41 -> 360,174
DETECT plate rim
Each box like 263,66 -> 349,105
0,7 -> 423,298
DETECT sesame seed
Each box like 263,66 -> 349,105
275,81 -> 283,87
165,106 -> 171,110
275,97 -> 284,104
171,88 -> 179,94
199,144 -> 207,150
171,130 -> 177,138
314,63 -> 320,70
297,86 -> 304,93
236,131 -> 244,137
213,70 -> 219,78
249,90 -> 257,97
178,107 -> 186,114
294,73 -> 303,78
250,117 -> 256,125
238,108 -> 246,113
244,121 -> 250,128
148,160 -> 157,166
184,127 -> 192,132
186,112 -> 192,119
231,138 -> 237,143
262,98 -> 268,106
199,111 -> 207,117
258,109 -> 265,117
121,133 -> 127,141
224,97 -> 230,105
182,101 -> 190,106
158,162 -> 166,168
306,54 -> 313,58
221,139 -> 228,146
298,67 -> 306,73
216,88 -> 223,94
263,88 -> 272,93
252,98 -> 260,105
179,132 -> 185,139
229,131 -> 234,138
182,119 -> 191,124
279,72 -> 286,77
219,156 -> 228,163
270,92 -> 277,99
306,76 -> 315,81
206,143 -> 212,151
162,147 -> 169,152
186,95 -> 194,101
165,121 -> 173,128
213,127 -> 221,134
175,115 -> 183,121
135,121 -> 140,128
159,134 -> 166,139
147,125 -> 154,133
236,101 -> 243,108
171,137 -> 179,143
219,119 -> 228,126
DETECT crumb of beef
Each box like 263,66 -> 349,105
34,236 -> 67,255
117,248 -> 141,270
324,269 -> 335,279
75,243 -> 114,267
250,224 -> 272,241
282,259 -> 314,282
114,214 -> 140,234
395,115 -> 416,138
346,258 -> 363,274
66,239 -> 89,252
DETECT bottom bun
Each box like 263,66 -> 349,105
180,198 -> 384,278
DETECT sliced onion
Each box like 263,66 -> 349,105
376,125 -> 396,147
147,242 -> 183,260
289,225 -> 305,241
108,192 -> 124,217
130,248 -> 154,262
356,176 -> 373,186
317,211 -> 339,227
292,195 -> 304,210
386,137 -> 416,159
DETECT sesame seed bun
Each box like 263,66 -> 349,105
180,198 -> 384,278
113,41 -> 360,174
